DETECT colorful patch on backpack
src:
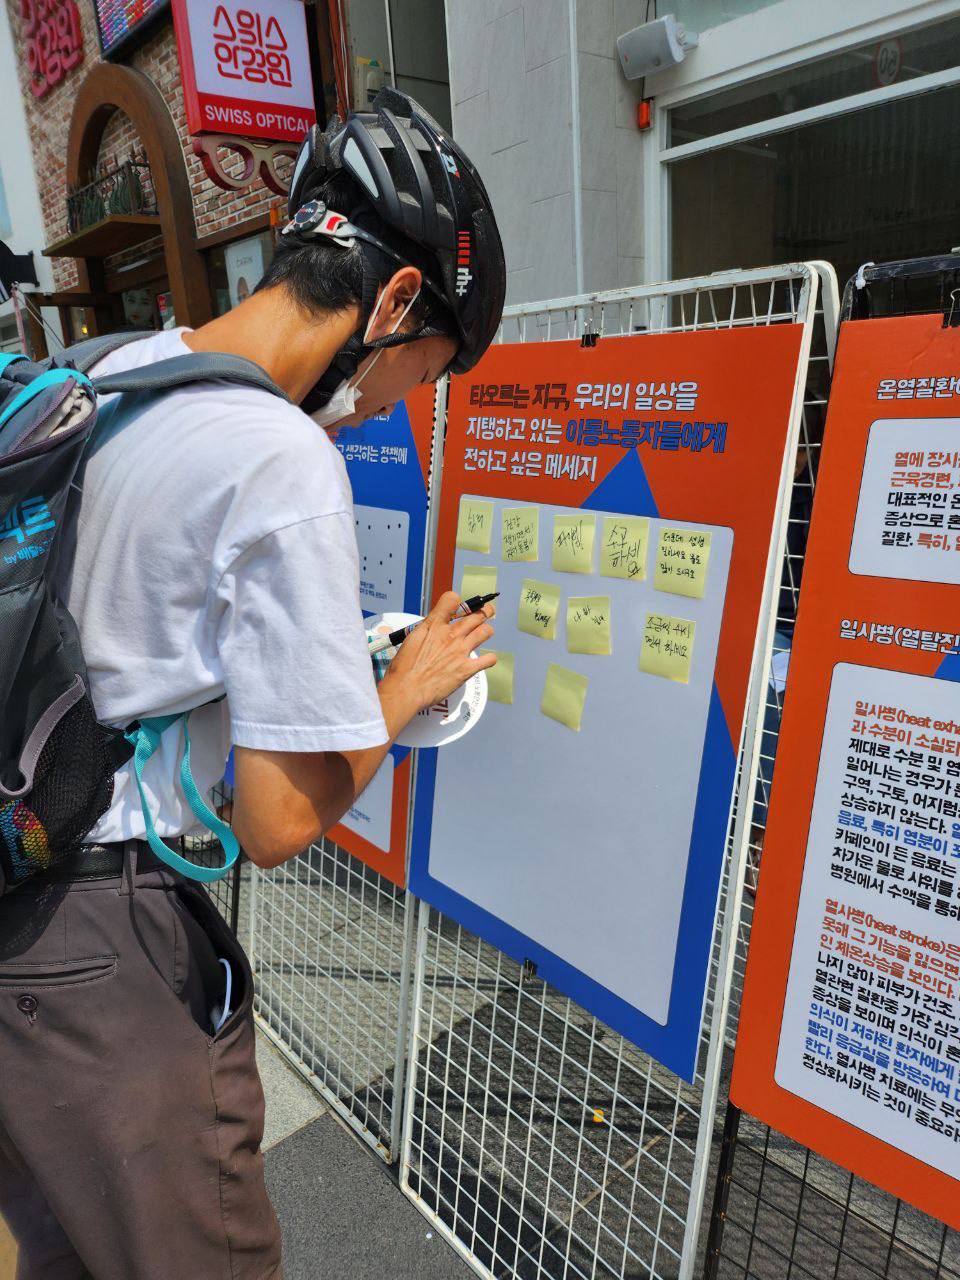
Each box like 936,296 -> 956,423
0,801 -> 51,880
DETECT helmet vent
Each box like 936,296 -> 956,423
343,137 -> 380,200
290,144 -> 312,206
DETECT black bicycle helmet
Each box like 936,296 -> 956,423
285,87 -> 506,378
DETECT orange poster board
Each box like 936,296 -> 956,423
409,325 -> 806,1079
732,314 -> 960,1227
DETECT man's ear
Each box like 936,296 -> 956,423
370,266 -> 422,338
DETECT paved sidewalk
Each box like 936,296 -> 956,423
259,1030 -> 472,1280
266,1115 -> 471,1280
257,1026 -> 327,1150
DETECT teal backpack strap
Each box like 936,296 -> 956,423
179,713 -> 240,872
125,714 -> 239,883
0,353 -> 28,376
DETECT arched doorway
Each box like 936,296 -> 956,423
64,63 -> 211,335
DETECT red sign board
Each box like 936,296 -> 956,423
172,0 -> 316,143
20,0 -> 83,99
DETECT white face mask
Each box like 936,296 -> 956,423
310,286 -> 421,430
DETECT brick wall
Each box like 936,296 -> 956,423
5,0 -> 288,293
97,107 -> 161,278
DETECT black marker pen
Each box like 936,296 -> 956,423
368,592 -> 499,656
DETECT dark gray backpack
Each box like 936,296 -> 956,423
0,333 -> 288,893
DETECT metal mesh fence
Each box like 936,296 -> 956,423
402,907 -> 703,1279
399,265 -> 837,1280
705,1105 -> 960,1280
704,255 -> 960,1280
250,838 -> 414,1160
707,266 -> 835,1043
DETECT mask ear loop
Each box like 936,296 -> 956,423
349,287 -> 422,398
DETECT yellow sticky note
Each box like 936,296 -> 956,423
639,613 -> 696,684
485,652 -> 514,704
456,498 -> 494,553
566,596 -> 612,656
551,514 -> 596,573
654,527 -> 712,599
600,516 -> 649,582
541,663 -> 588,731
518,578 -> 561,640
501,507 -> 539,562
460,565 -> 497,600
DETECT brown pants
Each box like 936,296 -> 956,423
0,850 -> 282,1279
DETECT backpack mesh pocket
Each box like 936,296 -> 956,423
0,694 -> 123,887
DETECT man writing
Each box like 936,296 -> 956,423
0,89 -> 505,1279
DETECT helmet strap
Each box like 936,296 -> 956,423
301,263 -> 422,413
299,228 -> 454,412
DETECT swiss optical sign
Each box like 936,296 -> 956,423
172,0 -> 316,143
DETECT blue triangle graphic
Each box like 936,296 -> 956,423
581,447 -> 659,519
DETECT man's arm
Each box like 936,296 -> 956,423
231,593 -> 495,867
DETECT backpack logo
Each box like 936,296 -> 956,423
0,496 -> 56,567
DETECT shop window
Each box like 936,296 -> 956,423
157,291 -> 176,330
670,78 -> 960,289
345,0 -> 452,131
0,318 -> 21,354
657,0 -> 783,32
67,308 -> 91,342
670,17 -> 960,145
206,231 -> 275,318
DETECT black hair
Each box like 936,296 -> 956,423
256,167 -> 456,341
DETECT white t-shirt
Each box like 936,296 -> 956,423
62,328 -> 387,843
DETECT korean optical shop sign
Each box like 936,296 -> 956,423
20,0 -> 84,98
408,326 -> 806,1081
172,0 -> 316,142
733,313 -> 960,1228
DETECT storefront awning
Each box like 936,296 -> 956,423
43,213 -> 163,259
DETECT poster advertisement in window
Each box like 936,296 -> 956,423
224,235 -> 266,309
